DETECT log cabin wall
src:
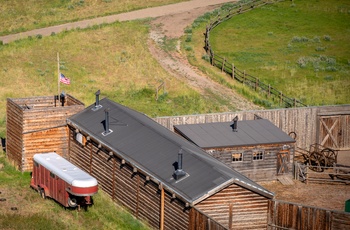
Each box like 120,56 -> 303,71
205,144 -> 294,181
154,105 -> 350,150
6,98 -> 24,169
68,127 -> 190,230
195,183 -> 269,230
6,95 -> 84,172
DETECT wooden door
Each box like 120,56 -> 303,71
277,151 -> 289,175
319,116 -> 341,149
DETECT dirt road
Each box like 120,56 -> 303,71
0,0 -> 236,44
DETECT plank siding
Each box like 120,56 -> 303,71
268,200 -> 350,230
154,105 -> 350,150
195,184 -> 269,229
205,144 -> 291,181
6,95 -> 84,172
68,127 -> 192,230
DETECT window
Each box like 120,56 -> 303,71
232,153 -> 243,162
253,151 -> 264,161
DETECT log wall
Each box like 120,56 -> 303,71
6,95 -> 84,171
154,105 -> 350,150
195,183 -> 269,230
68,127 -> 190,230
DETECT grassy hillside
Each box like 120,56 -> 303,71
0,19 -> 236,137
0,0 -> 188,36
184,0 -> 350,106
0,150 -> 150,230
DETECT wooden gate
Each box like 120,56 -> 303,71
318,106 -> 350,150
277,151 -> 289,175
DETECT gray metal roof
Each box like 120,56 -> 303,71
67,98 -> 273,204
174,119 -> 295,149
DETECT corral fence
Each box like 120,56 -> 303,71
294,162 -> 350,185
267,200 -> 350,230
203,0 -> 306,108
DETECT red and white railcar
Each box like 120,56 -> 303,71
30,152 -> 98,208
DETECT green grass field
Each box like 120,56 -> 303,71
0,151 -> 150,230
185,0 -> 350,106
0,19 -> 235,137
0,0 -> 188,36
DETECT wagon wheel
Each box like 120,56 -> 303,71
321,148 -> 336,167
288,131 -> 297,140
308,151 -> 324,172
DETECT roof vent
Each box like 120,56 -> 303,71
102,108 -> 113,136
230,116 -> 238,132
173,149 -> 187,181
92,90 -> 102,111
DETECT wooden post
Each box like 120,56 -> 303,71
294,98 -> 297,107
243,70 -> 246,84
89,143 -> 93,174
306,163 -> 309,185
255,78 -> 258,91
211,52 -> 215,66
112,158 -> 116,201
136,173 -> 140,218
268,84 -> 271,97
221,57 -> 225,72
228,203 -> 233,230
280,91 -> 283,105
232,63 -> 235,79
160,185 -> 164,230
57,52 -> 60,96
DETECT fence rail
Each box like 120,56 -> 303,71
203,0 -> 307,108
294,162 -> 350,184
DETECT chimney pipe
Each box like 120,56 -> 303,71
178,148 -> 183,170
92,90 -> 102,111
173,148 -> 186,180
105,108 -> 110,133
102,108 -> 112,136
231,116 -> 238,132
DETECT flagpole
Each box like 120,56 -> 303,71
57,52 -> 60,96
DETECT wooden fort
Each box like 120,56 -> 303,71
67,95 -> 274,229
6,94 -> 84,171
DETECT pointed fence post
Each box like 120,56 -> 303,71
212,51 -> 215,66
222,57 -> 226,72
232,63 -> 235,79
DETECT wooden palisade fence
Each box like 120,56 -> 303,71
268,200 -> 350,230
203,0 -> 307,108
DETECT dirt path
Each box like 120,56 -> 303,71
0,0 -> 236,44
148,4 -> 261,111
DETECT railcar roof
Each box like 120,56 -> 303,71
67,98 -> 273,204
33,152 -> 98,188
174,119 -> 295,148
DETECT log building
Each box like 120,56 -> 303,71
6,94 -> 84,171
174,117 -> 296,182
67,95 -> 274,229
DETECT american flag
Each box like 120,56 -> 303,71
60,73 -> 70,85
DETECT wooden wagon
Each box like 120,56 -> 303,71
295,143 -> 338,172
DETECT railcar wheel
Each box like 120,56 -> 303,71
40,189 -> 46,199
68,197 -> 78,208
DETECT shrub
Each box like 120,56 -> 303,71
324,35 -> 331,41
184,45 -> 192,51
36,34 -> 42,39
185,34 -> 192,42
